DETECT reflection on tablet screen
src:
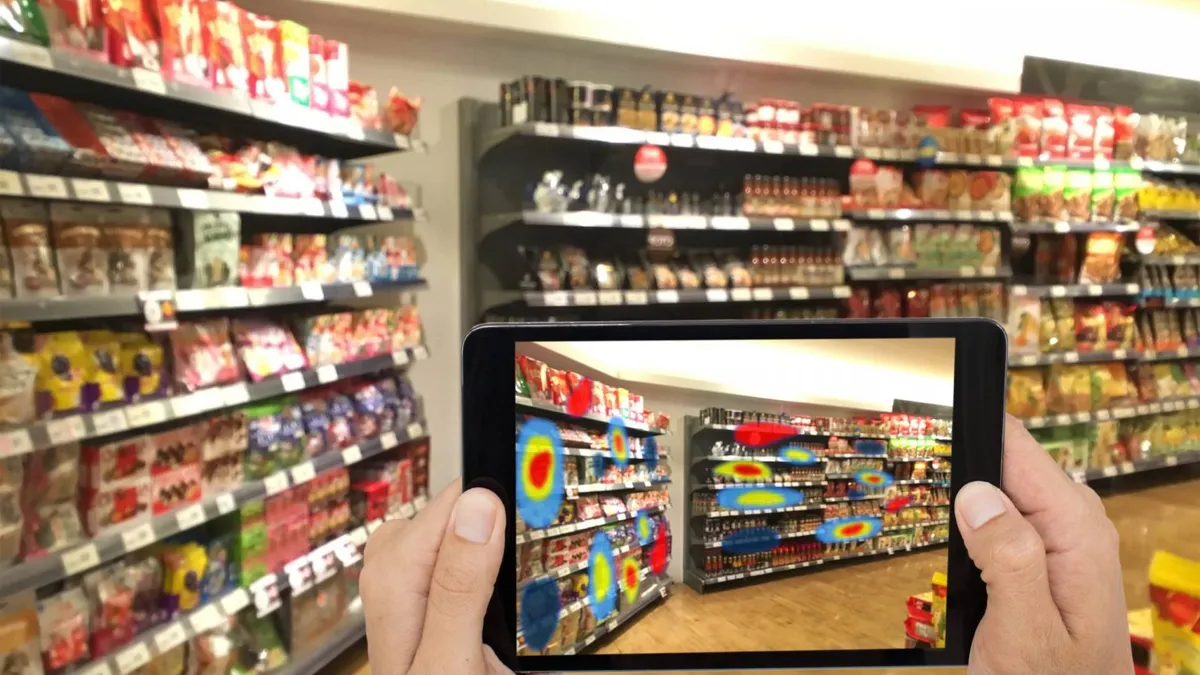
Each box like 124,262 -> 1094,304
513,338 -> 954,655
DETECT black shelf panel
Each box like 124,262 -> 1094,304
1142,254 -> 1200,265
483,211 -> 851,234
1020,396 -> 1199,429
1067,449 -> 1200,483
1010,283 -> 1140,298
0,346 -> 429,458
845,208 -> 1012,223
1011,221 -> 1140,234
515,396 -> 663,436
487,286 -> 851,309
1009,348 -> 1138,367
1141,210 -> 1200,220
846,265 -> 1010,282
0,279 -> 427,322
0,169 -> 425,222
0,36 -> 422,159
0,421 -> 428,597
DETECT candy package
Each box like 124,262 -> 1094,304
231,319 -> 306,382
169,319 -> 240,391
37,587 -> 90,672
1078,233 -> 1124,285
180,211 -> 240,288
2,199 -> 59,300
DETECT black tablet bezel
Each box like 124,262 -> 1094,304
462,319 -> 1006,672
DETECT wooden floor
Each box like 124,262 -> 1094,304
328,478 -> 1200,675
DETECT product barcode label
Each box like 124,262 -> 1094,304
263,472 -> 289,496
216,493 -> 237,514
381,431 -> 399,449
0,169 -> 22,196
62,543 -> 101,575
705,289 -> 728,302
358,203 -> 377,219
115,182 -> 153,205
1063,352 -> 1080,363
291,462 -> 316,484
280,371 -> 306,392
730,288 -> 752,302
330,201 -> 349,218
406,422 -> 424,439
655,290 -> 679,304
46,416 -> 86,445
1050,286 -> 1067,297
91,409 -> 128,436
121,523 -> 156,552
124,401 -> 167,427
153,622 -> 188,653
27,174 -> 68,199
317,365 -> 339,384
573,290 -> 597,306
72,179 -> 110,202
116,643 -> 151,674
175,504 -> 206,530
542,291 -> 568,307
624,290 -> 648,305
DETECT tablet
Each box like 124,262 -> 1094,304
463,319 -> 1006,672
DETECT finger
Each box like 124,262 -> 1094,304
362,480 -> 462,675
999,415 -> 1081,521
955,481 -> 1068,641
411,488 -> 506,674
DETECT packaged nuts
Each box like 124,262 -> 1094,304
2,199 -> 59,299
51,203 -> 109,297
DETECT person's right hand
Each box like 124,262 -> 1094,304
956,415 -> 1134,675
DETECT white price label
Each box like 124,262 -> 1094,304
624,290 -> 648,305
655,290 -> 679,304
71,178 -> 110,202
177,189 -> 209,209
862,147 -> 881,159
752,288 -> 772,301
415,495 -> 429,511
1178,346 -> 1191,357
985,155 -> 1004,166
730,288 -> 752,302
670,133 -> 694,148
222,384 -> 249,407
406,422 -> 424,439
62,543 -> 101,575
1018,157 -> 1034,166
834,146 -> 854,157
1166,455 -> 1179,467
788,287 -> 810,300
189,604 -> 224,634
705,289 -> 729,302
358,203 -> 377,219
573,290 -> 597,306
381,431 -> 399,449
124,401 -> 167,428
113,182 -> 153,205
263,472 -> 290,496
153,622 -> 188,653
301,199 -> 326,216
532,123 -> 560,137
0,429 -> 32,458
342,445 -> 363,465
598,290 -> 623,305
352,280 -> 374,297
1016,355 -> 1038,366
762,140 -> 785,154
798,144 -> 819,156
216,493 -> 237,514
964,153 -> 982,165
773,217 -> 795,231
46,416 -> 86,445
281,371 -> 306,392
1050,286 -> 1067,297
330,201 -> 349,218
9,39 -> 54,68
90,409 -> 128,436
291,462 -> 316,484
392,350 -> 410,367
711,216 -> 749,230
542,291 -> 569,307
286,559 -> 314,594
1113,349 -> 1127,359
1120,461 -> 1136,474
121,523 -> 156,552
413,345 -> 429,360
295,282 -> 324,302
809,219 -> 830,232
310,549 -> 337,581
1064,352 -> 1080,363
317,364 -> 339,384
377,205 -> 394,221
959,266 -> 978,278
116,643 -> 151,674
0,169 -> 22,196
130,67 -> 167,94
220,589 -> 250,616
1102,466 -> 1118,477
27,174 -> 68,198
175,504 -> 206,530
1095,409 -> 1112,421
866,209 -> 886,219
219,287 -> 248,307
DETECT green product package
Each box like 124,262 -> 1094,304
0,0 -> 49,45
1113,168 -> 1142,223
1063,169 -> 1092,222
1040,166 -> 1066,222
1090,169 -> 1115,221
1012,167 -> 1044,222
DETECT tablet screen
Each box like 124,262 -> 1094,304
513,337 -> 954,656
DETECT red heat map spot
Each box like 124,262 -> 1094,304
842,523 -> 865,536
884,496 -> 913,513
529,452 -> 551,487
566,378 -> 592,417
733,464 -> 764,477
650,527 -> 668,575
624,566 -> 637,586
734,422 -> 799,448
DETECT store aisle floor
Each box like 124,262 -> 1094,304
328,478 -> 1199,675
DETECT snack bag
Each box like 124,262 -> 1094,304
1007,296 -> 1040,355
1063,169 -> 1092,222
1114,168 -> 1142,223
1079,233 -> 1124,285
1040,166 -> 1066,222
1091,169 -> 1114,222
278,20 -> 310,107
1012,168 -> 1043,222
1147,550 -> 1200,675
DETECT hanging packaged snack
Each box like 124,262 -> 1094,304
1,199 -> 59,300
1013,98 -> 1042,157
180,211 -> 240,288
1011,168 -> 1042,222
170,319 -> 240,391
1078,232 -> 1124,285
1090,169 -> 1114,222
1039,166 -> 1066,222
1062,170 -> 1092,222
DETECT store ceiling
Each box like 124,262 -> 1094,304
535,338 -> 955,411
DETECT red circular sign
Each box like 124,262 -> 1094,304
1136,226 -> 1157,255
634,144 -> 667,183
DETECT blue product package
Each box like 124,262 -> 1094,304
200,534 -> 236,603
300,394 -> 332,457
278,398 -> 305,467
0,87 -> 72,172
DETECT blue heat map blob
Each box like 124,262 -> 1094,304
607,417 -> 630,469
635,511 -> 654,546
519,577 -> 561,652
515,418 -> 565,529
816,516 -> 883,544
720,526 -> 782,555
854,439 -> 888,456
854,468 -> 894,489
643,435 -> 659,472
588,531 -> 617,621
779,444 -> 821,466
590,452 -> 606,482
715,486 -> 805,511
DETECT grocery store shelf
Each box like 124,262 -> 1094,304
275,608 -> 367,675
486,285 -> 851,309
572,479 -> 670,495
1012,221 -> 1140,234
1140,346 -> 1200,361
885,456 -> 950,462
0,420 -> 428,597
1009,348 -> 1138,367
1140,254 -> 1200,265
484,210 -> 851,234
0,346 -> 429,458
1020,396 -> 1200,429
559,579 -> 672,656
1140,210 -> 1200,220
822,494 -> 887,503
0,36 -> 420,159
517,542 -> 641,589
1010,283 -> 1140,298
847,265 -> 1010,281
561,446 -> 665,461
0,279 -> 428,322
1068,449 -> 1200,483
0,169 -> 423,222
702,529 -> 817,549
515,505 -> 666,544
883,519 -> 950,532
516,396 -> 663,435
845,208 -> 1012,222
693,454 -> 827,463
690,537 -> 948,588
699,504 -> 824,518
1159,297 -> 1200,308
825,453 -> 893,460
697,480 -> 826,490
691,424 -> 889,439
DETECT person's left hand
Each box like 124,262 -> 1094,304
361,480 -> 513,675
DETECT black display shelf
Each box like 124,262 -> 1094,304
573,479 -> 671,494
0,36 -> 421,159
488,285 -> 851,309
0,279 -> 427,322
557,579 -> 671,656
1066,449 -> 1200,484
1010,283 -> 1141,298
845,208 -> 1012,223
846,265 -> 1010,282
1020,395 -> 1199,429
515,505 -> 665,545
1009,348 -> 1138,367
1142,253 -> 1200,265
1141,210 -> 1200,220
1159,297 -> 1200,308
0,421 -> 427,597
1011,221 -> 1141,234
0,345 -> 429,458
1140,345 -> 1200,361
482,210 -> 851,234
517,541 -> 641,590
0,169 -> 424,222
276,610 -> 367,675
516,396 -> 664,436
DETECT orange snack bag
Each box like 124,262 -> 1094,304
1148,550 -> 1200,675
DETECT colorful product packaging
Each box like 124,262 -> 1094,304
1148,550 -> 1200,675
155,0 -> 210,86
278,20 -> 310,107
324,38 -> 349,119
308,33 -> 330,114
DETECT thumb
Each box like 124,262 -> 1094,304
411,488 -> 506,672
955,482 -> 1066,638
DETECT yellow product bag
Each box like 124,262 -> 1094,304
1149,550 -> 1200,675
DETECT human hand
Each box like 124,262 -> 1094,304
361,481 -> 512,675
957,415 -> 1133,675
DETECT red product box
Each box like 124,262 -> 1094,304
1014,97 -> 1043,158
152,464 -> 201,514
81,437 -> 150,487
101,0 -> 160,69
154,0 -> 211,86
351,481 -> 389,525
308,33 -> 330,114
1040,98 -> 1068,159
75,103 -> 155,179
324,39 -> 349,119
148,425 -> 201,476
1065,104 -> 1095,160
208,0 -> 249,93
242,11 -> 286,102
395,458 -> 413,506
149,119 -> 216,184
114,112 -> 193,183
28,93 -> 128,178
43,0 -> 107,60
81,477 -> 152,535
1093,106 -> 1115,159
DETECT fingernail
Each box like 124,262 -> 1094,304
956,482 -> 1007,529
453,489 -> 497,544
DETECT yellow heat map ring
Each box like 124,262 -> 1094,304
521,436 -> 557,502
593,556 -> 613,597
734,491 -> 788,507
622,558 -> 640,603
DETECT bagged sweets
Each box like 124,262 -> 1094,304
2,199 -> 59,300
1039,166 -> 1066,222
0,327 -> 38,428
1011,168 -> 1042,223
1007,297 -> 1040,355
243,12 -> 286,102
1113,168 -> 1141,223
35,332 -> 89,416
169,319 -> 239,391
1090,169 -> 1115,222
1078,233 -> 1124,285
1148,550 -> 1200,675
1062,169 -> 1092,222
49,204 -> 108,297
231,319 -> 306,382
180,211 -> 239,288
